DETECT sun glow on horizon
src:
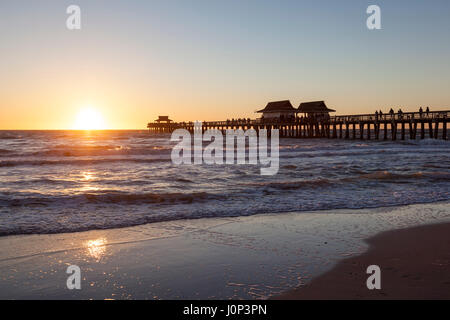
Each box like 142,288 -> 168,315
73,107 -> 107,130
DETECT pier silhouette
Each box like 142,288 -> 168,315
148,104 -> 449,140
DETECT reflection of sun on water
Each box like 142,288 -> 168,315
85,238 -> 107,260
82,171 -> 94,181
79,170 -> 100,192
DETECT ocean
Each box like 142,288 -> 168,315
0,130 -> 449,236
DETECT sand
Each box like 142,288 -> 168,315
276,222 -> 450,300
0,202 -> 449,299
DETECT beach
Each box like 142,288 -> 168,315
1,131 -> 449,299
0,201 -> 449,299
277,221 -> 450,300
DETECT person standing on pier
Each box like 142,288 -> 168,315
419,107 -> 423,118
389,108 -> 394,120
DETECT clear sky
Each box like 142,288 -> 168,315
1,0 -> 449,129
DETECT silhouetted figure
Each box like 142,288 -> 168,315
426,107 -> 430,115
419,107 -> 423,118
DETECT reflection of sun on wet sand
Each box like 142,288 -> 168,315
85,238 -> 107,260
276,222 -> 450,300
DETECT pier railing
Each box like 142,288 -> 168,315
331,110 -> 450,123
148,110 -> 449,128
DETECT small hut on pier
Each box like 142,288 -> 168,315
256,100 -> 296,121
297,101 -> 335,120
155,116 -> 173,123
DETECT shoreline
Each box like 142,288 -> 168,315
2,198 -> 450,238
275,222 -> 450,300
0,201 -> 449,299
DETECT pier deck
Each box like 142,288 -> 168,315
148,110 -> 449,140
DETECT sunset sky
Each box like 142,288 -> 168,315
1,0 -> 449,129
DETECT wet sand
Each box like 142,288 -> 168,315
0,202 -> 449,299
276,222 -> 450,300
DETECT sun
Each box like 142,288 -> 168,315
73,108 -> 106,130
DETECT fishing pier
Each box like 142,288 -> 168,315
147,101 -> 449,140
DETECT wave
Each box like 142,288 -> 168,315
0,145 -> 173,158
82,191 -> 216,204
241,171 -> 450,190
359,170 -> 450,181
247,178 -> 334,190
0,157 -> 170,167
1,197 -> 449,237
0,191 -> 221,207
280,148 -> 449,160
0,133 -> 22,140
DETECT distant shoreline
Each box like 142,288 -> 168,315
275,222 -> 450,300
